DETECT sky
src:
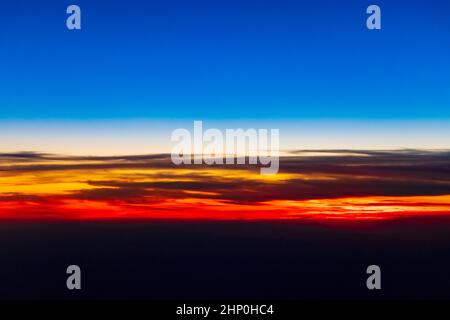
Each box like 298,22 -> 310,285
1,1 -> 450,222
0,119 -> 450,155
2,0 -> 450,154
1,0 -> 450,120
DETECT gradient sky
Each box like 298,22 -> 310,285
1,1 -> 449,222
1,119 -> 450,155
1,0 -> 450,119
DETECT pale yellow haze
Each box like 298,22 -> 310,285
0,120 -> 449,156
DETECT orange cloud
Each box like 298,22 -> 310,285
0,151 -> 449,221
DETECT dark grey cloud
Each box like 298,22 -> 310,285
1,150 -> 449,204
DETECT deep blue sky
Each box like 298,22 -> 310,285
1,0 -> 449,119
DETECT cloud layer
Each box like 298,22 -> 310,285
0,150 -> 449,221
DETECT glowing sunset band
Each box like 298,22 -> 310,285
0,195 -> 449,221
0,150 -> 449,221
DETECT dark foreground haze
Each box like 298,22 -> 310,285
1,217 -> 449,299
